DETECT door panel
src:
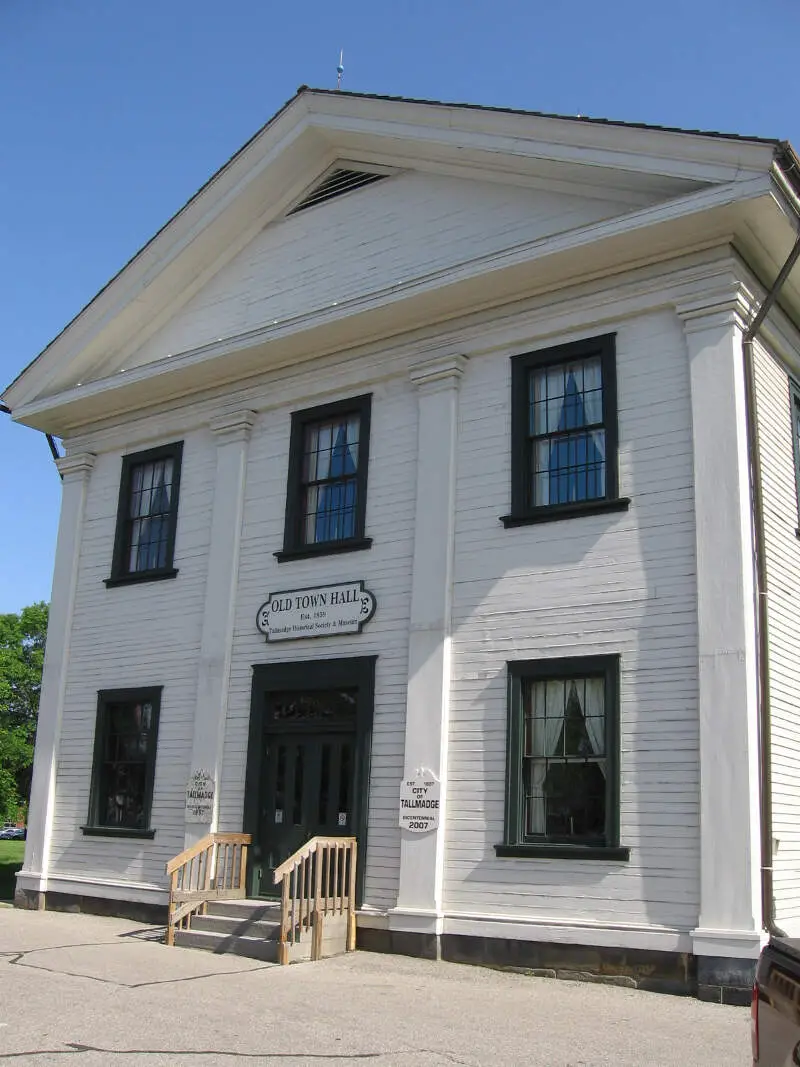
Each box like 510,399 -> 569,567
255,729 -> 357,896
245,663 -> 375,906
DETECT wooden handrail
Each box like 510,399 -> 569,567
272,835 -> 357,964
166,832 -> 250,875
272,836 -> 354,880
165,832 -> 251,946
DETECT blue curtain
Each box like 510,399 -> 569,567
548,373 -> 605,504
315,424 -> 357,542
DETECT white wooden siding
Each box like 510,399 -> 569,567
50,428 -> 215,887
446,309 -> 700,929
753,340 -> 800,929
48,300 -> 704,927
49,360 -> 418,907
117,172 -> 644,374
219,371 -> 417,911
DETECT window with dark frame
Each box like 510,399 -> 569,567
498,656 -> 628,860
502,334 -> 628,527
83,687 -> 162,837
278,395 -> 372,560
107,442 -> 183,585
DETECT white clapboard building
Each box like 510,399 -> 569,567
5,89 -> 800,1000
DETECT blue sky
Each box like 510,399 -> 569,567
2,0 -> 799,613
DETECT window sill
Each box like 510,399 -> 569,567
500,498 -> 630,528
274,537 -> 373,563
104,569 -> 179,588
495,843 -> 630,861
81,826 -> 156,840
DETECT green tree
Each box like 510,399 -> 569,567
0,602 -> 48,823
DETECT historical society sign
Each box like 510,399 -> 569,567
257,580 -> 377,642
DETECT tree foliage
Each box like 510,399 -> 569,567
0,602 -> 48,823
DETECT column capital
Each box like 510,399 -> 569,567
674,283 -> 757,337
209,410 -> 257,443
409,353 -> 468,392
55,452 -> 96,481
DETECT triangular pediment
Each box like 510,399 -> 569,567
3,88 -> 789,429
89,166 -> 688,383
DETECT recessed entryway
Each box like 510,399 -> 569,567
244,656 -> 375,904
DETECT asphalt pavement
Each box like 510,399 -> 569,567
0,909 -> 750,1066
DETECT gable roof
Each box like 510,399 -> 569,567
4,87 -> 800,431
318,87 -> 788,145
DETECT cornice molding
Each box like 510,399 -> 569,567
208,409 -> 257,443
8,169 -> 776,426
409,353 -> 468,391
55,452 -> 96,480
674,280 -> 758,335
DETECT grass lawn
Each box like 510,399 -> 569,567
0,840 -> 24,902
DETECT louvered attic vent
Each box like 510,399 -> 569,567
288,168 -> 388,215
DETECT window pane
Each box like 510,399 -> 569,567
269,689 -> 357,724
531,430 -> 605,506
126,457 -> 175,573
292,746 -> 304,825
300,414 -> 360,545
528,357 -> 605,507
524,760 -> 606,839
318,744 -> 331,824
522,673 -> 607,843
97,700 -> 154,829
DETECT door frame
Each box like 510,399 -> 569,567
244,655 -> 376,905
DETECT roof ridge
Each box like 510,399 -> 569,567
298,86 -> 781,147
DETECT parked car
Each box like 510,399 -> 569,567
0,827 -> 25,840
752,937 -> 800,1064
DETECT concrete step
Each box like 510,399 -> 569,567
205,898 -> 282,922
191,913 -> 280,939
173,927 -> 279,963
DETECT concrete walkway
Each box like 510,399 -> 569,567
0,910 -> 749,1065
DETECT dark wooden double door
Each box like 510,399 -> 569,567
245,658 -> 374,901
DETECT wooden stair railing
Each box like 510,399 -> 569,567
165,832 -> 251,946
273,836 -> 357,964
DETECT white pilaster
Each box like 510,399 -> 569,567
678,292 -> 763,961
17,451 -> 95,906
390,353 -> 466,939
185,410 -> 256,846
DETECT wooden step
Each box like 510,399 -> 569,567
191,913 -> 281,938
204,899 -> 282,922
173,927 -> 279,962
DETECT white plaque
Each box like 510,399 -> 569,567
185,769 -> 215,823
399,770 -> 440,833
256,581 -> 376,642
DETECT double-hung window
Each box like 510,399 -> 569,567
497,656 -> 628,860
503,334 -> 628,526
82,688 -> 162,838
277,395 -> 372,560
107,442 -> 183,585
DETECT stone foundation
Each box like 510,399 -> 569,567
358,927 -> 752,1002
14,887 -> 167,926
13,891 -> 755,1003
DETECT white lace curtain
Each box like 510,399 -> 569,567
526,678 -> 605,834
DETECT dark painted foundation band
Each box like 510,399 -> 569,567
13,889 -> 755,1004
